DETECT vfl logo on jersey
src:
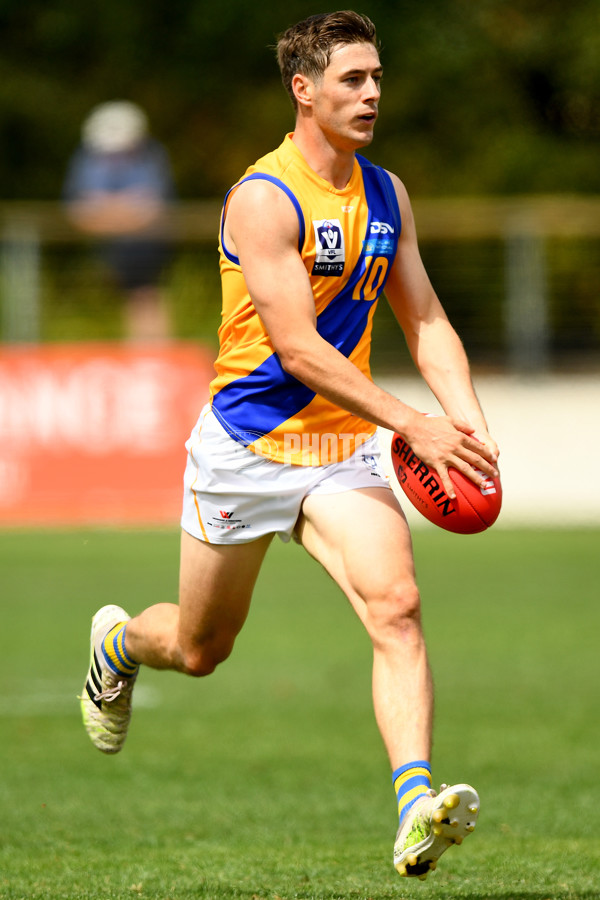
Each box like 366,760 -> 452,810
312,219 -> 345,276
363,220 -> 395,256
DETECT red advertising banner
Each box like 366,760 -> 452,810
0,342 -> 215,526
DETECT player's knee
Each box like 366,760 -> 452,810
367,582 -> 422,647
179,638 -> 234,677
392,581 -> 422,622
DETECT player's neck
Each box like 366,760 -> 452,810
291,127 -> 356,191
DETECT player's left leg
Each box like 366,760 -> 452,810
296,486 -> 479,878
297,486 -> 432,770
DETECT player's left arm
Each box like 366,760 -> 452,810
384,171 -> 499,461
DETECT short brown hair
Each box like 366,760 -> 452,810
276,11 -> 380,108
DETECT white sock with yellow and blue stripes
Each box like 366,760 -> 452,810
101,622 -> 139,677
393,760 -> 432,825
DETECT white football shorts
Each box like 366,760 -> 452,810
181,405 -> 392,544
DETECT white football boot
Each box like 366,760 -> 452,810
79,605 -> 138,754
394,783 -> 480,880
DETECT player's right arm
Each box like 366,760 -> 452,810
224,178 -> 495,497
224,178 -> 417,426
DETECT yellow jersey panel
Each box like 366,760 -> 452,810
211,134 -> 401,465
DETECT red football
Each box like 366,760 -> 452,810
391,432 -> 502,534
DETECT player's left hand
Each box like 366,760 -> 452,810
402,412 -> 498,499
471,428 -> 500,466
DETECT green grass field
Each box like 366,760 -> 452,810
1,527 -> 598,900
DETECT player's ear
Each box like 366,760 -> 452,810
292,73 -> 313,109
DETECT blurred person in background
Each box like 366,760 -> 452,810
63,101 -> 176,341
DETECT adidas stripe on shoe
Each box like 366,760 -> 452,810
79,605 -> 138,754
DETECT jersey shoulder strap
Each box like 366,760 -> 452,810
220,173 -> 305,264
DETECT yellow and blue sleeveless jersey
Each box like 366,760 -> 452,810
210,134 -> 401,465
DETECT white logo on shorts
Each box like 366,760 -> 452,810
208,509 -> 251,532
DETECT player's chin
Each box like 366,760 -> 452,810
350,126 -> 375,148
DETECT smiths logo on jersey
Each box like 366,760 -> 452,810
312,219 -> 345,276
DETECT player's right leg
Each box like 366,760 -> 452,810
126,530 -> 273,675
80,529 -> 272,753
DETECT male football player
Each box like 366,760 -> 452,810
81,11 -> 498,880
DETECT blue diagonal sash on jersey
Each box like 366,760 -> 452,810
212,156 -> 401,445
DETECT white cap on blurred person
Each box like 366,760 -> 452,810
82,101 -> 148,153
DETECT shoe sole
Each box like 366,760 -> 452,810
394,784 -> 480,879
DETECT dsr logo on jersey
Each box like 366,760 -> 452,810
363,220 -> 396,257
369,221 -> 395,234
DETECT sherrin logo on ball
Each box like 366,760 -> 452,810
391,432 -> 502,534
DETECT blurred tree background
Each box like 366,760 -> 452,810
0,0 -> 598,367
1,0 -> 598,199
